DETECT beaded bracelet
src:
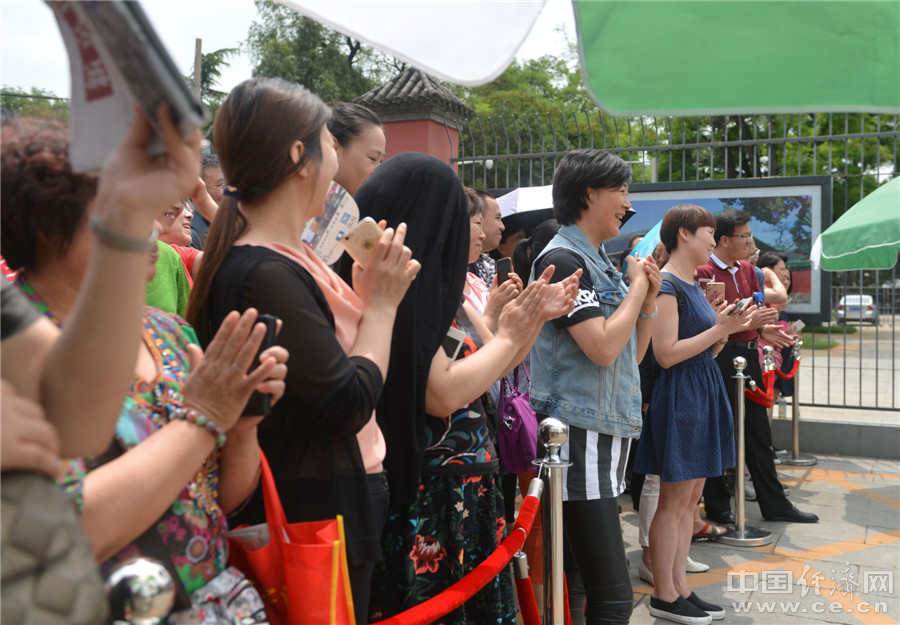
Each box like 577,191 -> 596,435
90,214 -> 158,252
172,407 -> 227,450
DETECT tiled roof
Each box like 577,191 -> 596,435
355,67 -> 475,122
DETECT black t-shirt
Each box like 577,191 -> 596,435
1,275 -> 41,340
534,247 -> 605,329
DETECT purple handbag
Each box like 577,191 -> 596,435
496,363 -> 539,474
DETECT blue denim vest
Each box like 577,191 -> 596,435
528,224 -> 642,438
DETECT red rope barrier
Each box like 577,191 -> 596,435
378,494 -> 541,625
515,577 -> 541,625
745,369 -> 776,408
773,359 -> 800,380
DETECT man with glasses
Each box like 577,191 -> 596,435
696,209 -> 818,524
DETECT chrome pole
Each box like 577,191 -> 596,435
717,357 -> 773,547
106,558 -> 175,624
537,418 -> 572,625
781,340 -> 818,466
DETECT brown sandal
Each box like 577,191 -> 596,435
692,521 -> 726,542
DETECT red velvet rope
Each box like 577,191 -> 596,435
377,494 -> 541,625
773,359 -> 801,380
516,567 -> 575,625
745,369 -> 776,408
515,577 -> 541,625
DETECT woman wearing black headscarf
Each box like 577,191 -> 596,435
350,153 -> 578,623
343,152 -> 469,510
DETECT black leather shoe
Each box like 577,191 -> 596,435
707,511 -> 735,525
764,506 -> 818,523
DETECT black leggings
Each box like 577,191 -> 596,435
351,471 -> 390,625
563,498 -> 633,625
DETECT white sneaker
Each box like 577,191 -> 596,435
686,556 -> 710,573
638,559 -> 654,585
744,476 -> 757,501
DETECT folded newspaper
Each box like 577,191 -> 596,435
47,0 -> 208,173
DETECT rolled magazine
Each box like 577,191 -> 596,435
47,0 -> 208,172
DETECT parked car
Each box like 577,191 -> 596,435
836,295 -> 879,324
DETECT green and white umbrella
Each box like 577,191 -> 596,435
572,0 -> 900,115
811,177 -> 900,271
279,0 -> 900,115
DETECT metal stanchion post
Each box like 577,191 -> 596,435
781,340 -> 818,466
717,357 -> 773,547
537,418 -> 572,625
762,345 -> 774,370
106,558 -> 175,624
513,552 -> 530,582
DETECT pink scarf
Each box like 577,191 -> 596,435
236,241 -> 362,351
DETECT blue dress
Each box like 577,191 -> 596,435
634,274 -> 736,482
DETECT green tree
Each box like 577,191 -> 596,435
246,0 -> 398,102
1,86 -> 69,122
185,47 -> 238,137
455,55 -> 590,119
453,54 -> 651,189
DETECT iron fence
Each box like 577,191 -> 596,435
447,112 -> 900,411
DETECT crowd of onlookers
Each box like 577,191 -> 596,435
1,75 -> 811,625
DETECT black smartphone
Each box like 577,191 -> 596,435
241,314 -> 279,417
496,257 -> 512,285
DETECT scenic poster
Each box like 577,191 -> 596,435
611,176 -> 832,319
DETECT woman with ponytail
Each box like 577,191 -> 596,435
186,77 -> 420,624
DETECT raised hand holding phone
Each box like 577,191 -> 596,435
349,221 -> 421,310
241,314 -> 279,417
496,257 -> 512,285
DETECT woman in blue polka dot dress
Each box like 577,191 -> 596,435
634,203 -> 756,624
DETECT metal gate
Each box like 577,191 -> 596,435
448,112 -> 899,411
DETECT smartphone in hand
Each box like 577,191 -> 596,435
241,314 -> 279,417
340,217 -> 383,268
705,281 -> 725,304
496,257 -> 512,285
729,296 -> 754,315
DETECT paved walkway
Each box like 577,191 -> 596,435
624,454 -> 900,624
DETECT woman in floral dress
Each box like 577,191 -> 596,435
363,153 -> 579,623
1,116 -> 287,610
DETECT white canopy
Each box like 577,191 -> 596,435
276,1 -> 547,86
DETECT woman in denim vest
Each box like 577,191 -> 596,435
529,149 -> 661,625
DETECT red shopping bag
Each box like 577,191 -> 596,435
228,451 -> 356,625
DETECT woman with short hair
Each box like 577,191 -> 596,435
529,149 -> 661,624
634,204 -> 754,624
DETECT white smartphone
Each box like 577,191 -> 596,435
730,296 -> 754,314
340,217 -> 383,268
